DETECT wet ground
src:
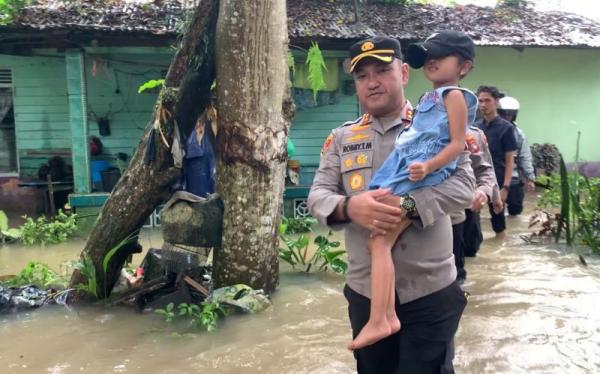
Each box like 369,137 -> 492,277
1,196 -> 599,373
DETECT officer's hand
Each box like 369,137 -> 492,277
493,196 -> 504,214
408,162 -> 429,181
470,190 -> 488,212
347,189 -> 404,235
527,181 -> 535,192
500,187 -> 509,203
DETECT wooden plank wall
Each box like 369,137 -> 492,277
2,50 -> 358,186
0,53 -> 70,177
84,53 -> 168,166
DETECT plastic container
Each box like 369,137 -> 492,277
101,167 -> 121,192
90,160 -> 109,184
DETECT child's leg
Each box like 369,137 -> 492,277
348,219 -> 410,350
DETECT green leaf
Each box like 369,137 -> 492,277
3,228 -> 21,239
166,302 -> 174,312
138,79 -> 165,94
297,235 -> 309,249
287,51 -> 296,77
557,155 -> 571,244
0,210 -> 8,232
102,232 -> 138,278
305,42 -> 327,102
278,222 -> 288,236
323,250 -> 346,261
329,258 -> 348,274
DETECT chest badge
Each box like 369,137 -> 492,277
346,133 -> 371,142
344,158 -> 354,168
349,173 -> 364,190
356,153 -> 368,166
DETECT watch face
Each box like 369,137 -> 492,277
402,196 -> 415,211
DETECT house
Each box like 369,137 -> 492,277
1,0 -> 599,221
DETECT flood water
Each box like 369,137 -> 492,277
1,196 -> 600,373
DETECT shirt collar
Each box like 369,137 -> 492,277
483,115 -> 500,126
369,100 -> 413,135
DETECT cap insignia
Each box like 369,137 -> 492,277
361,41 -> 375,52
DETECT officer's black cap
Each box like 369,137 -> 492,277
349,36 -> 403,73
406,31 -> 475,69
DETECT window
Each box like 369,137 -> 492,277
0,68 -> 17,175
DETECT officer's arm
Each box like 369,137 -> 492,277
307,130 -> 346,226
518,134 -> 535,181
502,127 -> 519,189
410,152 -> 475,228
473,132 -> 497,200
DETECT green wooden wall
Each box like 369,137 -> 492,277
2,45 -> 599,184
290,94 -> 358,173
83,51 -> 169,165
0,50 -> 168,179
0,52 -> 69,177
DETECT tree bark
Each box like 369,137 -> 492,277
68,0 -> 219,301
213,0 -> 291,294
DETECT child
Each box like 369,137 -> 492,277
348,30 -> 478,350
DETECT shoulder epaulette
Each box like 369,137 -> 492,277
342,113 -> 370,127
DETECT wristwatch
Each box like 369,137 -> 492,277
399,194 -> 416,215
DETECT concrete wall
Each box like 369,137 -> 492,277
405,46 -> 600,163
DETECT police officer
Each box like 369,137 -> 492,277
451,126 -> 497,282
498,96 -> 535,216
475,86 -> 518,236
308,36 -> 475,374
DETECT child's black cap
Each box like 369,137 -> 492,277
349,36 -> 403,72
406,30 -> 475,69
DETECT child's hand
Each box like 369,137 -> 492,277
408,162 -> 430,181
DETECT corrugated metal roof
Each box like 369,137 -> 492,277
5,0 -> 600,48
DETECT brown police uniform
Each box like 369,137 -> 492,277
450,126 -> 497,225
307,103 -> 476,303
451,126 -> 498,280
308,105 -> 475,374
311,34 -> 477,374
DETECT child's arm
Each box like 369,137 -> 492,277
408,89 -> 468,181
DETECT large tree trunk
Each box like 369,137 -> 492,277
68,0 -> 219,301
213,0 -> 291,293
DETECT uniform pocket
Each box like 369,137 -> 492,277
340,149 -> 373,195
342,168 -> 372,195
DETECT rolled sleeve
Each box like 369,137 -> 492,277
472,131 -> 497,200
518,134 -> 535,181
307,130 -> 346,226
411,152 -> 475,228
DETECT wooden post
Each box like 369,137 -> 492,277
46,173 -> 55,216
66,49 -> 91,194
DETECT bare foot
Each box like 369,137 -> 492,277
347,320 -> 393,350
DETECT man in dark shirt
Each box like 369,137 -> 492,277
475,86 -> 518,236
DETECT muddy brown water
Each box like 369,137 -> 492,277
1,197 -> 600,373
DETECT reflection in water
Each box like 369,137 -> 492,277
1,197 -> 600,373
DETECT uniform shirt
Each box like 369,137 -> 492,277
370,86 -> 478,195
511,124 -> 535,183
450,126 -> 498,225
475,116 -> 518,185
308,102 -> 475,304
